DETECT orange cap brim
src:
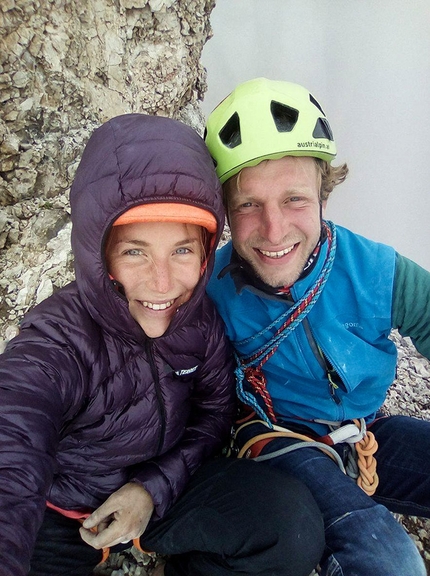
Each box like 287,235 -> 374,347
113,203 -> 217,233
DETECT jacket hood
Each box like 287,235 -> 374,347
70,113 -> 224,339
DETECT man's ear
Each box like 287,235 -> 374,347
321,199 -> 328,218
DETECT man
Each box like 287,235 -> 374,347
204,78 -> 430,575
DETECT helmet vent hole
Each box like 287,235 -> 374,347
313,118 -> 334,141
219,113 -> 242,148
309,94 -> 326,115
270,101 -> 298,132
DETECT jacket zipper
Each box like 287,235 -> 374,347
146,339 -> 167,455
301,316 -> 344,405
317,343 -> 346,405
326,364 -> 342,405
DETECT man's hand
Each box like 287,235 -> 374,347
79,482 -> 155,549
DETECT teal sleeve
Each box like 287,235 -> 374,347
392,253 -> 430,359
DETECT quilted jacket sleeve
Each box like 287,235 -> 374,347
0,332 -> 84,576
131,307 -> 236,519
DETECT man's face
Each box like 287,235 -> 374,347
227,156 -> 323,288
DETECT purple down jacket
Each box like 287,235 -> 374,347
0,114 -> 235,575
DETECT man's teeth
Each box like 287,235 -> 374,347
142,300 -> 174,310
259,245 -> 294,258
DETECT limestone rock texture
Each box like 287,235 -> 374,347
0,0 -> 212,331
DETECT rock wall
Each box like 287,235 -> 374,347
0,0 -> 214,341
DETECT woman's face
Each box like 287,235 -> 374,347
106,221 -> 204,337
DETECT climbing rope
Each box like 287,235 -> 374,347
234,220 -> 337,425
334,418 -> 379,496
352,419 -> 379,496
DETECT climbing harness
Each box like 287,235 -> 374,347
233,416 -> 379,496
234,220 -> 336,426
311,417 -> 379,496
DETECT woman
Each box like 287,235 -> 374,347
0,114 -> 324,576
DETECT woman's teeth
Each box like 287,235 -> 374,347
142,300 -> 174,310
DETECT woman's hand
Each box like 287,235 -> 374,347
79,482 -> 154,549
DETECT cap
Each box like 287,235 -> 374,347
113,203 -> 217,233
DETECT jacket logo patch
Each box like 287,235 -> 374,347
344,322 -> 363,330
175,365 -> 198,376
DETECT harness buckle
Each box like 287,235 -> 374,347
326,418 -> 366,445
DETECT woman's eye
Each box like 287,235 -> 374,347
125,248 -> 143,256
176,247 -> 191,255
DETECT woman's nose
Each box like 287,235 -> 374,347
150,263 -> 173,294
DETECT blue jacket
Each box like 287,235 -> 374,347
207,224 -> 397,435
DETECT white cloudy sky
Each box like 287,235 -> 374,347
201,0 -> 430,271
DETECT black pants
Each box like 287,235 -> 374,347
30,458 -> 324,576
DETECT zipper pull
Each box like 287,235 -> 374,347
328,370 -> 341,404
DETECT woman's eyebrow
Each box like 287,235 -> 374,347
116,239 -> 151,247
117,237 -> 200,247
174,237 -> 200,247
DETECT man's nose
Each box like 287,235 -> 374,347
260,205 -> 286,245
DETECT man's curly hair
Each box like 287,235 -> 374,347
222,158 -> 349,206
315,158 -> 349,202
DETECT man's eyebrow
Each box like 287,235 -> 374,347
233,186 -> 313,201
230,192 -> 256,203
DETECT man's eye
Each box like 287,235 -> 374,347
125,249 -> 142,256
287,196 -> 307,205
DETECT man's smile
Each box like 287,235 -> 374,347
257,244 -> 297,259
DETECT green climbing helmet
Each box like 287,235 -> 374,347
204,78 -> 337,184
